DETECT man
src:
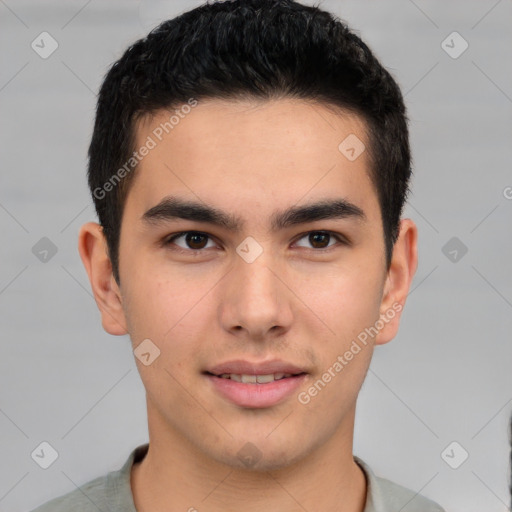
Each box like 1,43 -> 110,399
31,0 -> 446,510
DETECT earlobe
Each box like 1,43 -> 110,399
77,222 -> 128,336
374,218 -> 418,346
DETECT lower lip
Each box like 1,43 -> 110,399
205,373 -> 307,408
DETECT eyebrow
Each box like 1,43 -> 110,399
141,195 -> 366,232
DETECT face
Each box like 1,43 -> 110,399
81,98 -> 415,471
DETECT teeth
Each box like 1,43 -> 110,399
218,373 -> 294,383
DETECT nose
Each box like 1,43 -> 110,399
218,249 -> 293,341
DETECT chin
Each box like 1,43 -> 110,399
208,437 -> 309,473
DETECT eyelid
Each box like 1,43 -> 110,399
162,230 -> 349,253
292,230 -> 350,248
163,231 -> 219,252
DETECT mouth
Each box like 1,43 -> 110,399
203,370 -> 308,408
204,371 -> 307,383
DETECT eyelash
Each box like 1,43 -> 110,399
162,230 -> 349,254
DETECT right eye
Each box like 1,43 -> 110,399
163,231 -> 219,253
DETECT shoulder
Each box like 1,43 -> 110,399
370,474 -> 446,512
354,456 -> 446,512
28,443 -> 148,512
28,474 -> 109,512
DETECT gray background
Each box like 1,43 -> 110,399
1,0 -> 511,511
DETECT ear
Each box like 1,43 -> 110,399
374,218 -> 418,346
77,222 -> 128,336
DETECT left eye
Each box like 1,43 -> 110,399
294,231 -> 345,250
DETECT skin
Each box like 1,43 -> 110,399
78,98 -> 417,512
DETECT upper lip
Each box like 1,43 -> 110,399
205,359 -> 308,376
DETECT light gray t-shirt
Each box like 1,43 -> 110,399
30,444 -> 445,512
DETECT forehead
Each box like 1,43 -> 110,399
136,98 -> 369,163
125,98 -> 379,227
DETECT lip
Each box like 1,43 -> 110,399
205,372 -> 308,408
205,359 -> 307,376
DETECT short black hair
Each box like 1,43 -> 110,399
88,0 -> 412,285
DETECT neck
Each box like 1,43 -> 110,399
131,400 -> 367,512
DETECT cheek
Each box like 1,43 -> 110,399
122,267 -> 186,335
119,285 -> 170,371
122,278 -> 202,402
123,274 -> 210,369
301,260 -> 384,340
298,270 -> 380,410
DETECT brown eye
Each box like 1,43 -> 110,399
185,232 -> 209,249
294,231 -> 345,250
165,231 -> 215,251
309,232 -> 330,248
